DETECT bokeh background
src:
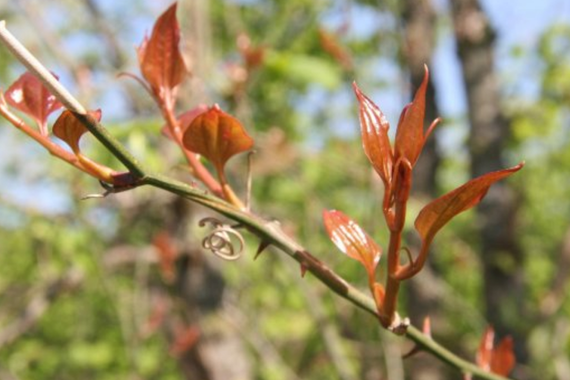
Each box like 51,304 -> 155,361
0,0 -> 569,379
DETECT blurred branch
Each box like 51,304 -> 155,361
83,0 -> 126,68
0,20 -> 514,380
0,268 -> 83,348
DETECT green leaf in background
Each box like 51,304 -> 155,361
265,51 -> 342,90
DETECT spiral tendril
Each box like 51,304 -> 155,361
199,217 -> 245,261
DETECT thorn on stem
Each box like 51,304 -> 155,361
254,240 -> 270,260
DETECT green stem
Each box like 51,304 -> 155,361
0,20 -> 514,380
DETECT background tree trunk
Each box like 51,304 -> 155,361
450,0 -> 528,369
399,1 -> 449,378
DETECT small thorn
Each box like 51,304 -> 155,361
402,345 -> 421,359
422,316 -> 432,338
300,263 -> 308,278
254,240 -> 270,260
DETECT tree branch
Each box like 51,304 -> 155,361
0,20 -> 513,380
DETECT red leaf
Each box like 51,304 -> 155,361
237,33 -> 265,70
169,325 -> 200,356
52,110 -> 116,182
153,231 -> 178,283
4,71 -> 63,135
322,209 -> 381,279
181,105 -> 254,173
415,163 -> 524,249
161,104 -> 208,141
476,326 -> 495,370
352,82 -> 393,188
476,326 -> 515,376
394,65 -> 429,167
138,2 -> 187,107
318,28 -> 352,70
53,109 -> 101,153
491,337 -> 515,375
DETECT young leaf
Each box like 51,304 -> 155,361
476,326 -> 515,376
415,163 -> 524,250
53,109 -> 102,154
4,71 -> 63,136
491,336 -> 515,375
137,2 -> 187,107
52,110 -> 116,182
476,327 -> 494,371
181,105 -> 254,174
322,209 -> 381,278
352,82 -> 393,187
161,104 -> 208,141
394,65 -> 429,167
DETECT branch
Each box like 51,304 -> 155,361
0,21 -> 145,179
0,20 -> 513,380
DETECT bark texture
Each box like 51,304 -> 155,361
400,1 -> 448,378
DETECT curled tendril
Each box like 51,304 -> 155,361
199,217 -> 245,261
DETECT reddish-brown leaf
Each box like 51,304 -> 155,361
491,337 -> 515,375
153,231 -> 177,283
476,326 -> 495,371
318,28 -> 352,70
137,2 -> 187,105
476,326 -> 515,376
323,209 -> 381,278
169,325 -> 200,356
52,110 -> 116,182
394,65 -> 429,166
161,104 -> 208,140
415,163 -> 524,249
237,33 -> 265,70
53,109 -> 101,153
4,71 -> 63,135
181,105 -> 254,173
353,82 -> 393,187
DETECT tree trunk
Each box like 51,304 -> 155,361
450,0 -> 527,367
400,1 -> 448,378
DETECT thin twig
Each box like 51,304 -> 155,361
0,20 -> 514,380
0,21 -> 145,178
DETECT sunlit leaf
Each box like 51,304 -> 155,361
53,109 -> 101,154
394,65 -> 429,166
137,2 -> 187,106
353,82 -> 393,187
181,105 -> 254,173
4,71 -> 63,135
161,104 -> 208,141
323,209 -> 381,278
415,163 -> 524,249
52,110 -> 115,182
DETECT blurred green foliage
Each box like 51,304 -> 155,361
0,0 -> 569,379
